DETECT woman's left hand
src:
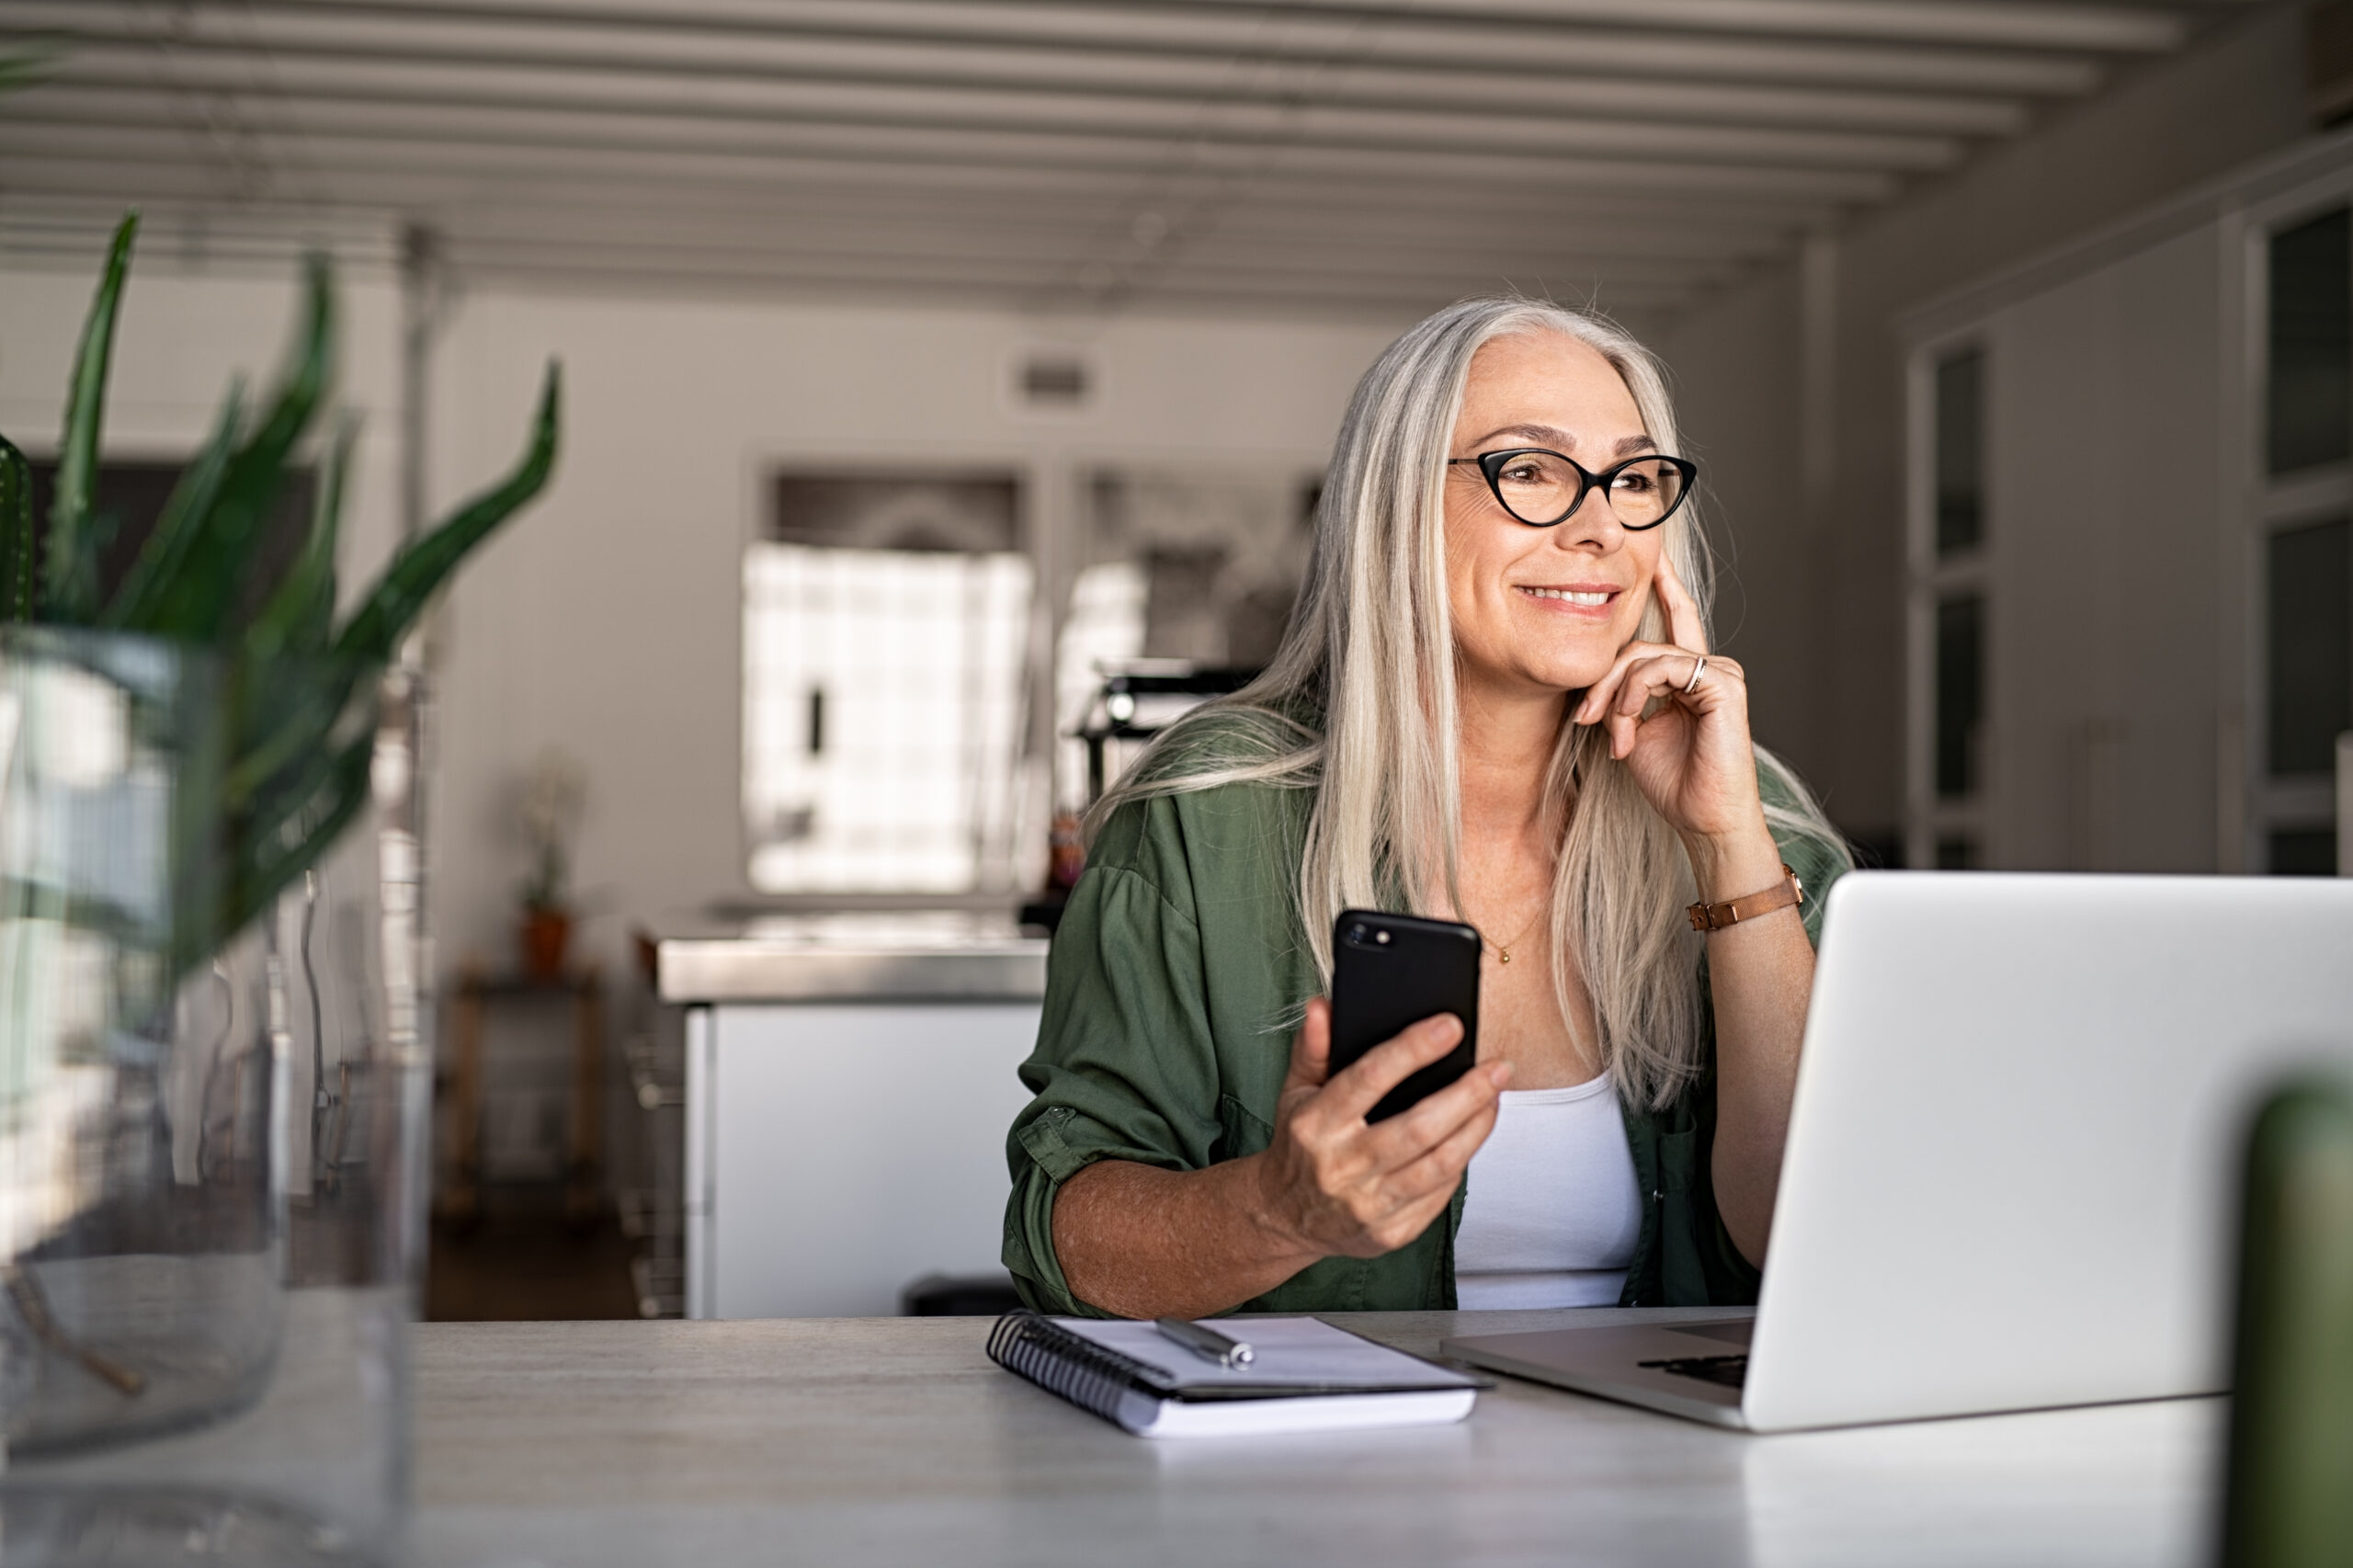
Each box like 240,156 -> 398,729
1569,551 -> 1763,846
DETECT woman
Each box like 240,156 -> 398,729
1004,297 -> 1850,1320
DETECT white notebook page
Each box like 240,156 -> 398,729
1051,1316 -> 1481,1393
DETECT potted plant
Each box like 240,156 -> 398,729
517,745 -> 587,981
0,210 -> 558,1560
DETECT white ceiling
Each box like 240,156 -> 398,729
0,0 -> 2256,322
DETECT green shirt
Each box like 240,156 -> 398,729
1003,742 -> 1847,1317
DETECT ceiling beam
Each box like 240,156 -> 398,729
0,0 -> 2225,324
208,0 -> 2188,55
7,24 -> 2034,137
424,222 -> 1732,287
0,169 -> 1764,286
0,164 -> 1822,244
16,0 -> 2119,96
0,102 -> 1905,200
5,72 -> 1964,173
434,235 -> 1700,309
1176,0 -> 2192,51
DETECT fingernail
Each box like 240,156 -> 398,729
1488,1062 -> 1513,1086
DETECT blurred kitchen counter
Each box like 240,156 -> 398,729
406,1311 -> 2218,1568
656,907 -> 1048,1004
655,910 -> 1048,1320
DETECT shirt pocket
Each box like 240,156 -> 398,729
1656,1126 -> 1700,1196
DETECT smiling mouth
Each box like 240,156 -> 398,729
1518,585 -> 1616,607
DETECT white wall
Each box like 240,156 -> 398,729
1655,3 -> 2313,855
425,290 -> 1401,975
1658,265 -> 1808,768
1942,225 -> 2229,873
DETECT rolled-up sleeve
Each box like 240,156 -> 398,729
1003,798 -> 1225,1316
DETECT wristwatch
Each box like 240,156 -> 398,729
1688,865 -> 1804,933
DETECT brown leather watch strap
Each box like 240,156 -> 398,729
1688,864 -> 1804,933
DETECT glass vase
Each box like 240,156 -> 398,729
0,627 -> 432,1565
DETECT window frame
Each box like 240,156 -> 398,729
2239,179 -> 2353,874
1905,332 -> 1994,872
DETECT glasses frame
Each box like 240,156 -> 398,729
1447,448 -> 1699,531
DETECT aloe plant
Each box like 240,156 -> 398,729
2223,1079 -> 2353,1568
1,211 -> 561,973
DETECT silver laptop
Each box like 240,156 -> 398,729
1443,871 -> 2353,1433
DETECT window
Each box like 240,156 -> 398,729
1933,348 -> 1985,556
2267,207 -> 2351,476
2267,517 -> 2351,778
1908,339 -> 1991,869
1051,561 -> 1146,812
1935,593 -> 1984,801
2268,828 -> 2339,875
742,473 -> 1031,892
1053,468 -> 1315,810
2255,207 -> 2353,873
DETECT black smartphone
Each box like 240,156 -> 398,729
1326,909 -> 1482,1123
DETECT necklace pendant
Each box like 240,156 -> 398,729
1498,948 -> 1512,964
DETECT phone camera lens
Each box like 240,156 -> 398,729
1347,924 -> 1368,944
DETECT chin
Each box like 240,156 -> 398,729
1532,664 -> 1613,695
1541,649 -> 1625,695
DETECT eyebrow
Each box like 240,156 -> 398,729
1470,424 -> 1658,458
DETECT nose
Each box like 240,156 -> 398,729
1552,483 -> 1626,549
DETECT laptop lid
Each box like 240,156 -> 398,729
1743,871 -> 2353,1433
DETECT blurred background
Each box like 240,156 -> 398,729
0,0 -> 2347,1320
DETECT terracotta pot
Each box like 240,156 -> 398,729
519,907 -> 573,982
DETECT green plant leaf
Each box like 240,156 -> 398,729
141,255 -> 334,643
101,379 -> 245,631
44,211 -> 138,622
219,651 -> 359,813
202,730 -> 374,974
334,359 -> 559,665
244,412 -> 353,665
220,362 -> 555,942
0,436 -> 32,623
221,415 -> 363,812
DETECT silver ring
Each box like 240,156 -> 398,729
1682,655 -> 1707,695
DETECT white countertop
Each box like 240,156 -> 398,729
410,1311 -> 2217,1567
657,910 -> 1049,1003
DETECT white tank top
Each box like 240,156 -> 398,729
1453,1073 -> 1643,1310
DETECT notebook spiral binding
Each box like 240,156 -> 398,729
987,1310 -> 1172,1426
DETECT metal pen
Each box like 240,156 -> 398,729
1154,1316 -> 1255,1369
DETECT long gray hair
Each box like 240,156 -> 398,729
1092,297 -> 1847,1110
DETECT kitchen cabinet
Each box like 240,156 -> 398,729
659,915 -> 1046,1318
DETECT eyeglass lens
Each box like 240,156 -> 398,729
1491,451 -> 1685,528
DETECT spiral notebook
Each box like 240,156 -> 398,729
986,1311 -> 1483,1437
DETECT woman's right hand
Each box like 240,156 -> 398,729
1250,998 -> 1510,1260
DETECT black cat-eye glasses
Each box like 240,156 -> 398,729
1447,448 -> 1699,531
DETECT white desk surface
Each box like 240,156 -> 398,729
411,1310 -> 2218,1568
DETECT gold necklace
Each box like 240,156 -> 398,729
1483,909 -> 1546,965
